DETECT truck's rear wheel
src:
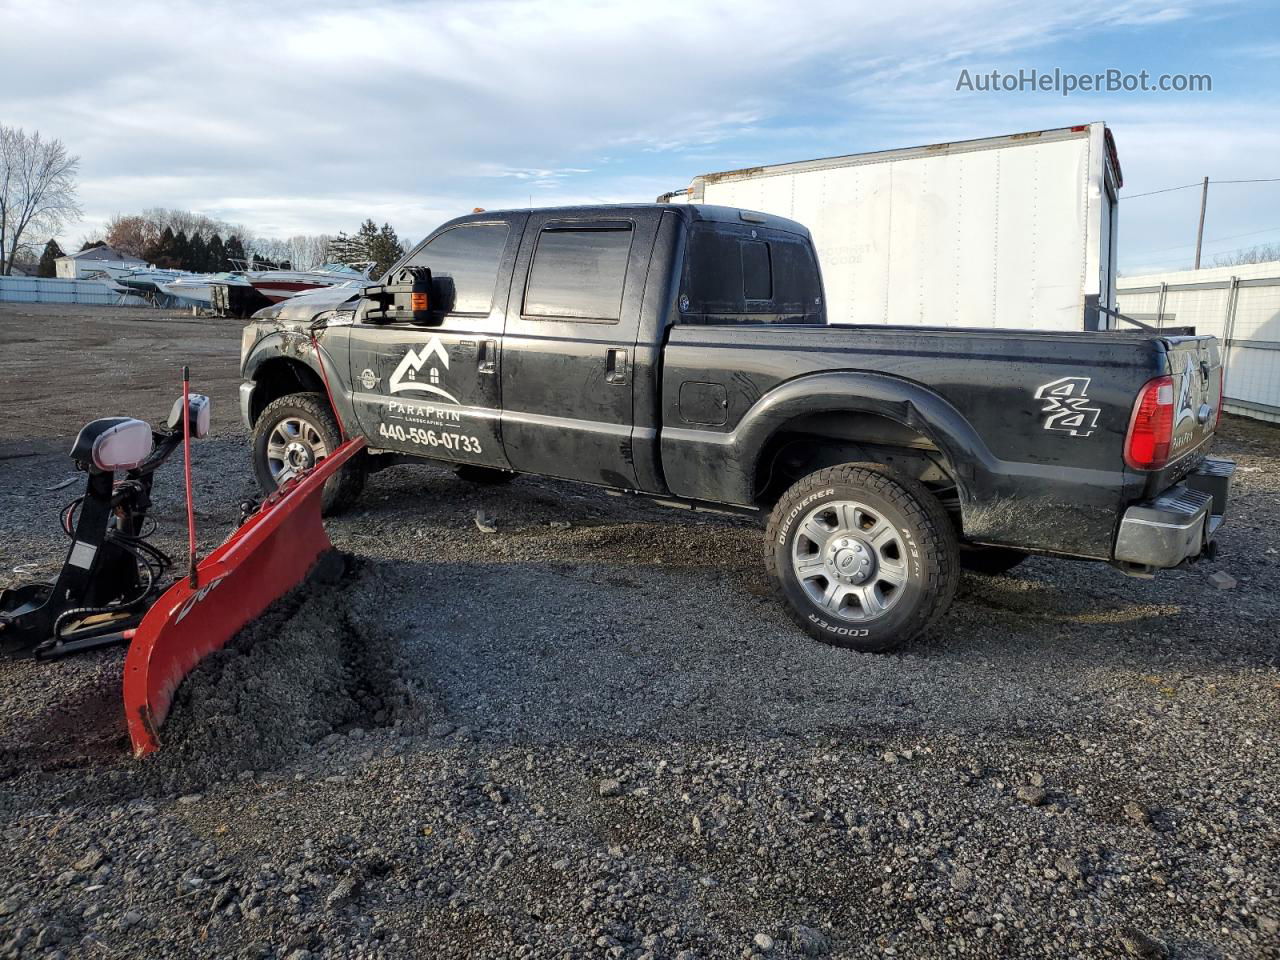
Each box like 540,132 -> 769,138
252,392 -> 366,515
765,464 -> 959,652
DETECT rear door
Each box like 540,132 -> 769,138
500,212 -> 659,487
348,217 -> 525,468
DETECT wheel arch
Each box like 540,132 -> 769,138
754,410 -> 960,510
741,372 -> 999,513
245,355 -> 328,427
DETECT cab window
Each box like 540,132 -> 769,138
407,223 -> 510,315
523,222 -> 634,322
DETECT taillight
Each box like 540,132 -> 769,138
1125,375 -> 1175,470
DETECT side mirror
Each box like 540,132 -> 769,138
168,394 -> 211,438
70,417 -> 155,473
362,266 -> 437,324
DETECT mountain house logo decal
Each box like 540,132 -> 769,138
1176,353 -> 1198,426
389,337 -> 458,404
1034,376 -> 1100,437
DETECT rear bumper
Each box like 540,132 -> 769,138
1114,456 -> 1235,569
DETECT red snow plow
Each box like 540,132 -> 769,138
1,373 -> 364,756
124,435 -> 364,755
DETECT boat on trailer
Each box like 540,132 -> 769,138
241,261 -> 375,303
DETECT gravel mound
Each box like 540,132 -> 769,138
147,553 -> 428,792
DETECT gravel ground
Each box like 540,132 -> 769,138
0,306 -> 1277,959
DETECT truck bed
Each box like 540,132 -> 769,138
658,322 -> 1221,558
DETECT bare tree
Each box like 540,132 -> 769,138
0,126 -> 82,275
104,214 -> 159,259
1214,243 -> 1280,268
138,208 -> 252,247
287,234 -> 334,271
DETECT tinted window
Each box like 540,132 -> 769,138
679,223 -> 823,324
741,240 -> 772,300
524,224 -> 633,321
407,223 -> 509,315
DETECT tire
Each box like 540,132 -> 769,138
454,464 -> 516,485
251,392 -> 366,515
959,545 -> 1027,575
764,463 -> 959,652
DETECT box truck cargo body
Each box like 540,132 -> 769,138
659,123 -> 1122,332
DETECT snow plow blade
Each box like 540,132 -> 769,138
123,437 -> 366,757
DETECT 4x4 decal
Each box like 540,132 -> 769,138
1034,376 -> 1100,437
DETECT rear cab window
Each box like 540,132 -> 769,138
678,221 -> 823,324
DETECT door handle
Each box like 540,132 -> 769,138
478,339 -> 497,375
605,348 -> 629,385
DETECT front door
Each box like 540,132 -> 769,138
348,217 -> 524,468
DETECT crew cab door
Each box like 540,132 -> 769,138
500,212 -> 658,487
348,217 -> 524,468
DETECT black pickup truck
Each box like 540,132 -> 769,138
239,203 -> 1234,651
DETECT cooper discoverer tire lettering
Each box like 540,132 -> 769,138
764,463 -> 959,652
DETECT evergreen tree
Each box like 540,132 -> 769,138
189,233 -> 208,273
79,239 -> 106,251
368,223 -> 404,277
326,231 -> 361,264
145,226 -> 176,267
37,239 -> 65,277
207,234 -> 227,271
225,235 -> 246,268
172,230 -> 193,271
326,220 -> 404,276
355,219 -> 380,260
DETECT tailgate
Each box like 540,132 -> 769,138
1163,335 -> 1223,467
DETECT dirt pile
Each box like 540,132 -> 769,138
0,552 -> 428,808
148,553 -> 428,791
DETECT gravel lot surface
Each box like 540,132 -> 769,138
1,305 -> 1277,959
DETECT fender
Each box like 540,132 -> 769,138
241,327 -> 359,433
661,370 -> 1004,509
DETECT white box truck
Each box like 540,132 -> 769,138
659,123 -> 1122,332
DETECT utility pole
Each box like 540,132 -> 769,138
1194,176 -> 1209,269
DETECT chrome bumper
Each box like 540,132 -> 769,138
1114,456 -> 1234,569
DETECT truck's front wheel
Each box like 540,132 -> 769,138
252,392 -> 366,515
765,464 -> 959,652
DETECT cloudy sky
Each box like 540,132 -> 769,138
2,0 -> 1276,273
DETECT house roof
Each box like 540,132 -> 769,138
59,245 -> 145,263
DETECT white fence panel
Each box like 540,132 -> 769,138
1118,264 -> 1280,423
0,275 -> 148,306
